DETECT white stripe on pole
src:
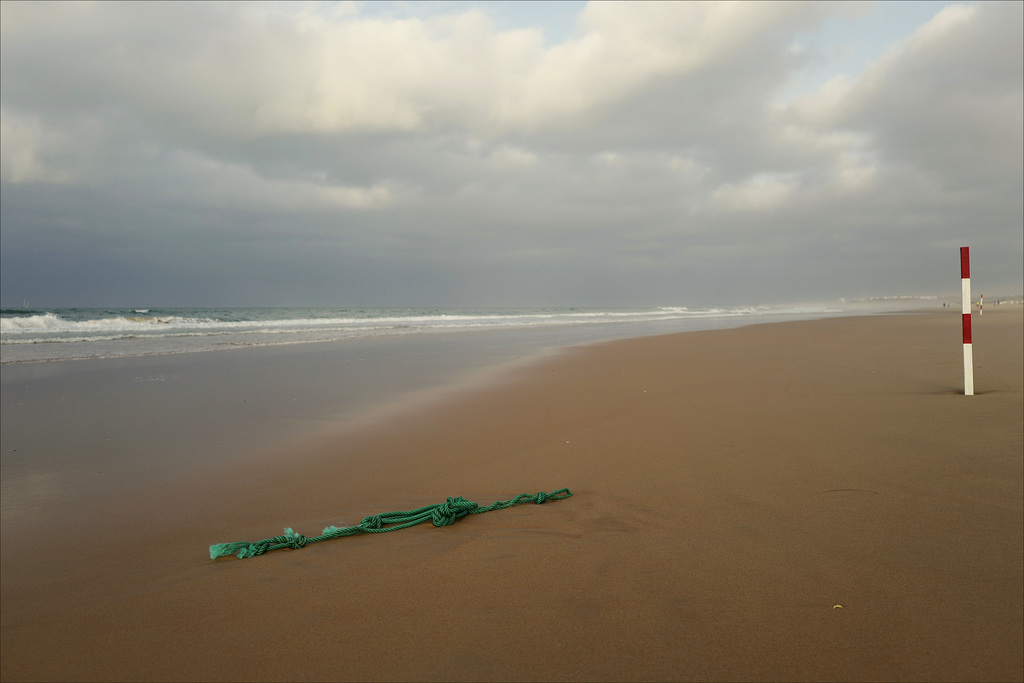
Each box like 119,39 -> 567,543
963,344 -> 974,396
961,246 -> 974,396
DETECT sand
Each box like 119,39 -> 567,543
1,308 -> 1022,682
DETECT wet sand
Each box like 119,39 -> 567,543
2,308 -> 1021,682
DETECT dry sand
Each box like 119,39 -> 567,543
2,308 -> 1022,682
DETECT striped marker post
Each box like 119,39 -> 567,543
961,246 -> 974,396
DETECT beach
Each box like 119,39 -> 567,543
1,308 -> 1021,682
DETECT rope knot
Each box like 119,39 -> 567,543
360,515 -> 384,530
535,491 -> 547,504
287,530 -> 306,549
274,528 -> 307,549
237,540 -> 271,559
431,496 -> 478,527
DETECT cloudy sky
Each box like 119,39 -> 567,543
1,1 -> 1021,308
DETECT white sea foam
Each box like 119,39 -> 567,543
1,300 -> 936,364
1,313 -> 215,335
0,313 -> 66,331
1,308 -> 755,338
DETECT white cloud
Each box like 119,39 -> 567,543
789,73 -> 856,125
784,0 -> 1021,202
0,2 -> 845,139
0,108 -> 73,184
168,150 -> 401,212
793,4 -> 981,125
777,125 -> 877,193
710,172 -> 801,212
489,144 -> 538,167
834,155 -> 877,194
666,155 -> 711,184
900,2 -> 977,53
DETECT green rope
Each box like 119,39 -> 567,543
209,488 -> 573,560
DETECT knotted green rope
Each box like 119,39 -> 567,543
209,488 -> 573,560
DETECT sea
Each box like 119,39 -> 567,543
0,301 -> 938,365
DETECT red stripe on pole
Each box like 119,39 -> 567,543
961,246 -> 974,395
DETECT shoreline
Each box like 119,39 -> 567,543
2,308 -> 1021,682
0,300 -> 964,366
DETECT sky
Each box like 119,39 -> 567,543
1,0 -> 1021,308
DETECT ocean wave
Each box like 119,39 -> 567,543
0,304 -> 861,363
0,313 -> 219,334
0,308 -> 748,338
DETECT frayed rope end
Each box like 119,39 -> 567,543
210,527 -> 306,559
209,541 -> 252,560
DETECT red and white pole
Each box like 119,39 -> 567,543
961,247 -> 974,396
